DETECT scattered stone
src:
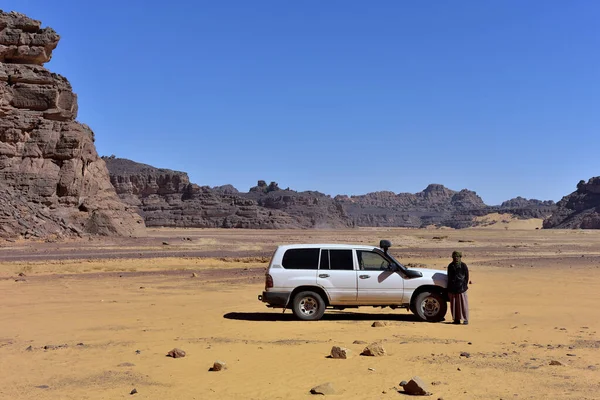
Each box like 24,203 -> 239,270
135,350 -> 141,354
587,365 -> 597,371
209,360 -> 227,371
14,278 -> 27,282
118,362 -> 136,367
18,272 -> 26,277
566,353 -> 576,357
431,381 -> 443,386
330,346 -> 350,359
166,348 -> 186,358
368,368 -> 375,371
35,385 -> 50,389
310,382 -> 336,395
460,352 -> 471,358
162,242 -> 169,245
352,340 -> 367,345
130,388 -> 138,395
468,342 -> 472,345
191,272 -> 198,278
361,343 -> 386,357
400,376 -> 431,396
549,360 -> 562,366
371,321 -> 387,327
25,345 -> 33,351
44,344 -> 67,350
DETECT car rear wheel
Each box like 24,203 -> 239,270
292,291 -> 326,321
413,291 -> 447,322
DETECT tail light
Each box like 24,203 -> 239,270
265,274 -> 273,289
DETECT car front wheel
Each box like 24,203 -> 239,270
413,291 -> 447,322
292,291 -> 326,321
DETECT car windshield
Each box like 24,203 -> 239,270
374,249 -> 406,270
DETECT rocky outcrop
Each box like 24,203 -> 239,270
543,177 -> 600,229
105,157 -> 558,229
244,181 -> 353,229
495,197 -> 556,219
103,157 -> 305,228
0,11 -> 145,239
335,184 -> 488,228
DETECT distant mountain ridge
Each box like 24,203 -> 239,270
103,156 -> 558,229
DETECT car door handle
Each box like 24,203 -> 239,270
359,275 -> 370,279
319,274 -> 330,278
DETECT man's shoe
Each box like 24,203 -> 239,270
453,320 -> 460,325
463,321 -> 469,325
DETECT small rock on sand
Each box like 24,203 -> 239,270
310,382 -> 336,395
167,348 -> 186,358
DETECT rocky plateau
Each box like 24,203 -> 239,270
104,156 -> 560,230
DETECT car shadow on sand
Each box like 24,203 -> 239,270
223,311 -> 422,322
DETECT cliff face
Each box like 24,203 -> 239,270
103,158 -> 303,228
543,177 -> 600,229
105,158 -> 557,230
0,11 -> 145,239
335,184 -> 488,228
244,181 -> 353,229
495,197 -> 556,219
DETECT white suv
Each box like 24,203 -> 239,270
258,240 -> 449,321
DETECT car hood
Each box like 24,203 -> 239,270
407,267 -> 448,287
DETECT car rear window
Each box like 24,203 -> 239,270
282,248 -> 320,270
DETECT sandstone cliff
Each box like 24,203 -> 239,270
103,157 -> 305,228
334,184 -> 489,228
543,177 -> 600,229
494,197 -> 556,219
0,11 -> 145,239
105,158 -> 557,229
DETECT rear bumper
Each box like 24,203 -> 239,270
258,291 -> 289,307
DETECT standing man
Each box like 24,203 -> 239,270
447,251 -> 469,325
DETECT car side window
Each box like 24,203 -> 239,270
357,250 -> 390,271
328,249 -> 354,270
282,248 -> 319,269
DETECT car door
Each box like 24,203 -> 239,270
317,248 -> 358,304
356,250 -> 405,304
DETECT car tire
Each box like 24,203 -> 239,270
292,291 -> 326,321
413,291 -> 447,322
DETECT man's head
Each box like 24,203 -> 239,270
452,251 -> 462,262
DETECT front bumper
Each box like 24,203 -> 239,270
258,291 -> 289,307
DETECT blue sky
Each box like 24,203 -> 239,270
5,1 -> 598,205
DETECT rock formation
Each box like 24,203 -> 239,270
103,157 -> 305,228
244,180 -> 353,229
105,157 -> 556,230
494,197 -> 556,219
335,184 -> 489,228
543,177 -> 600,229
0,11 -> 145,239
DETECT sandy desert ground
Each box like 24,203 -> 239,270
1,218 -> 599,399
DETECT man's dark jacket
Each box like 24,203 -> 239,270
447,262 -> 469,294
